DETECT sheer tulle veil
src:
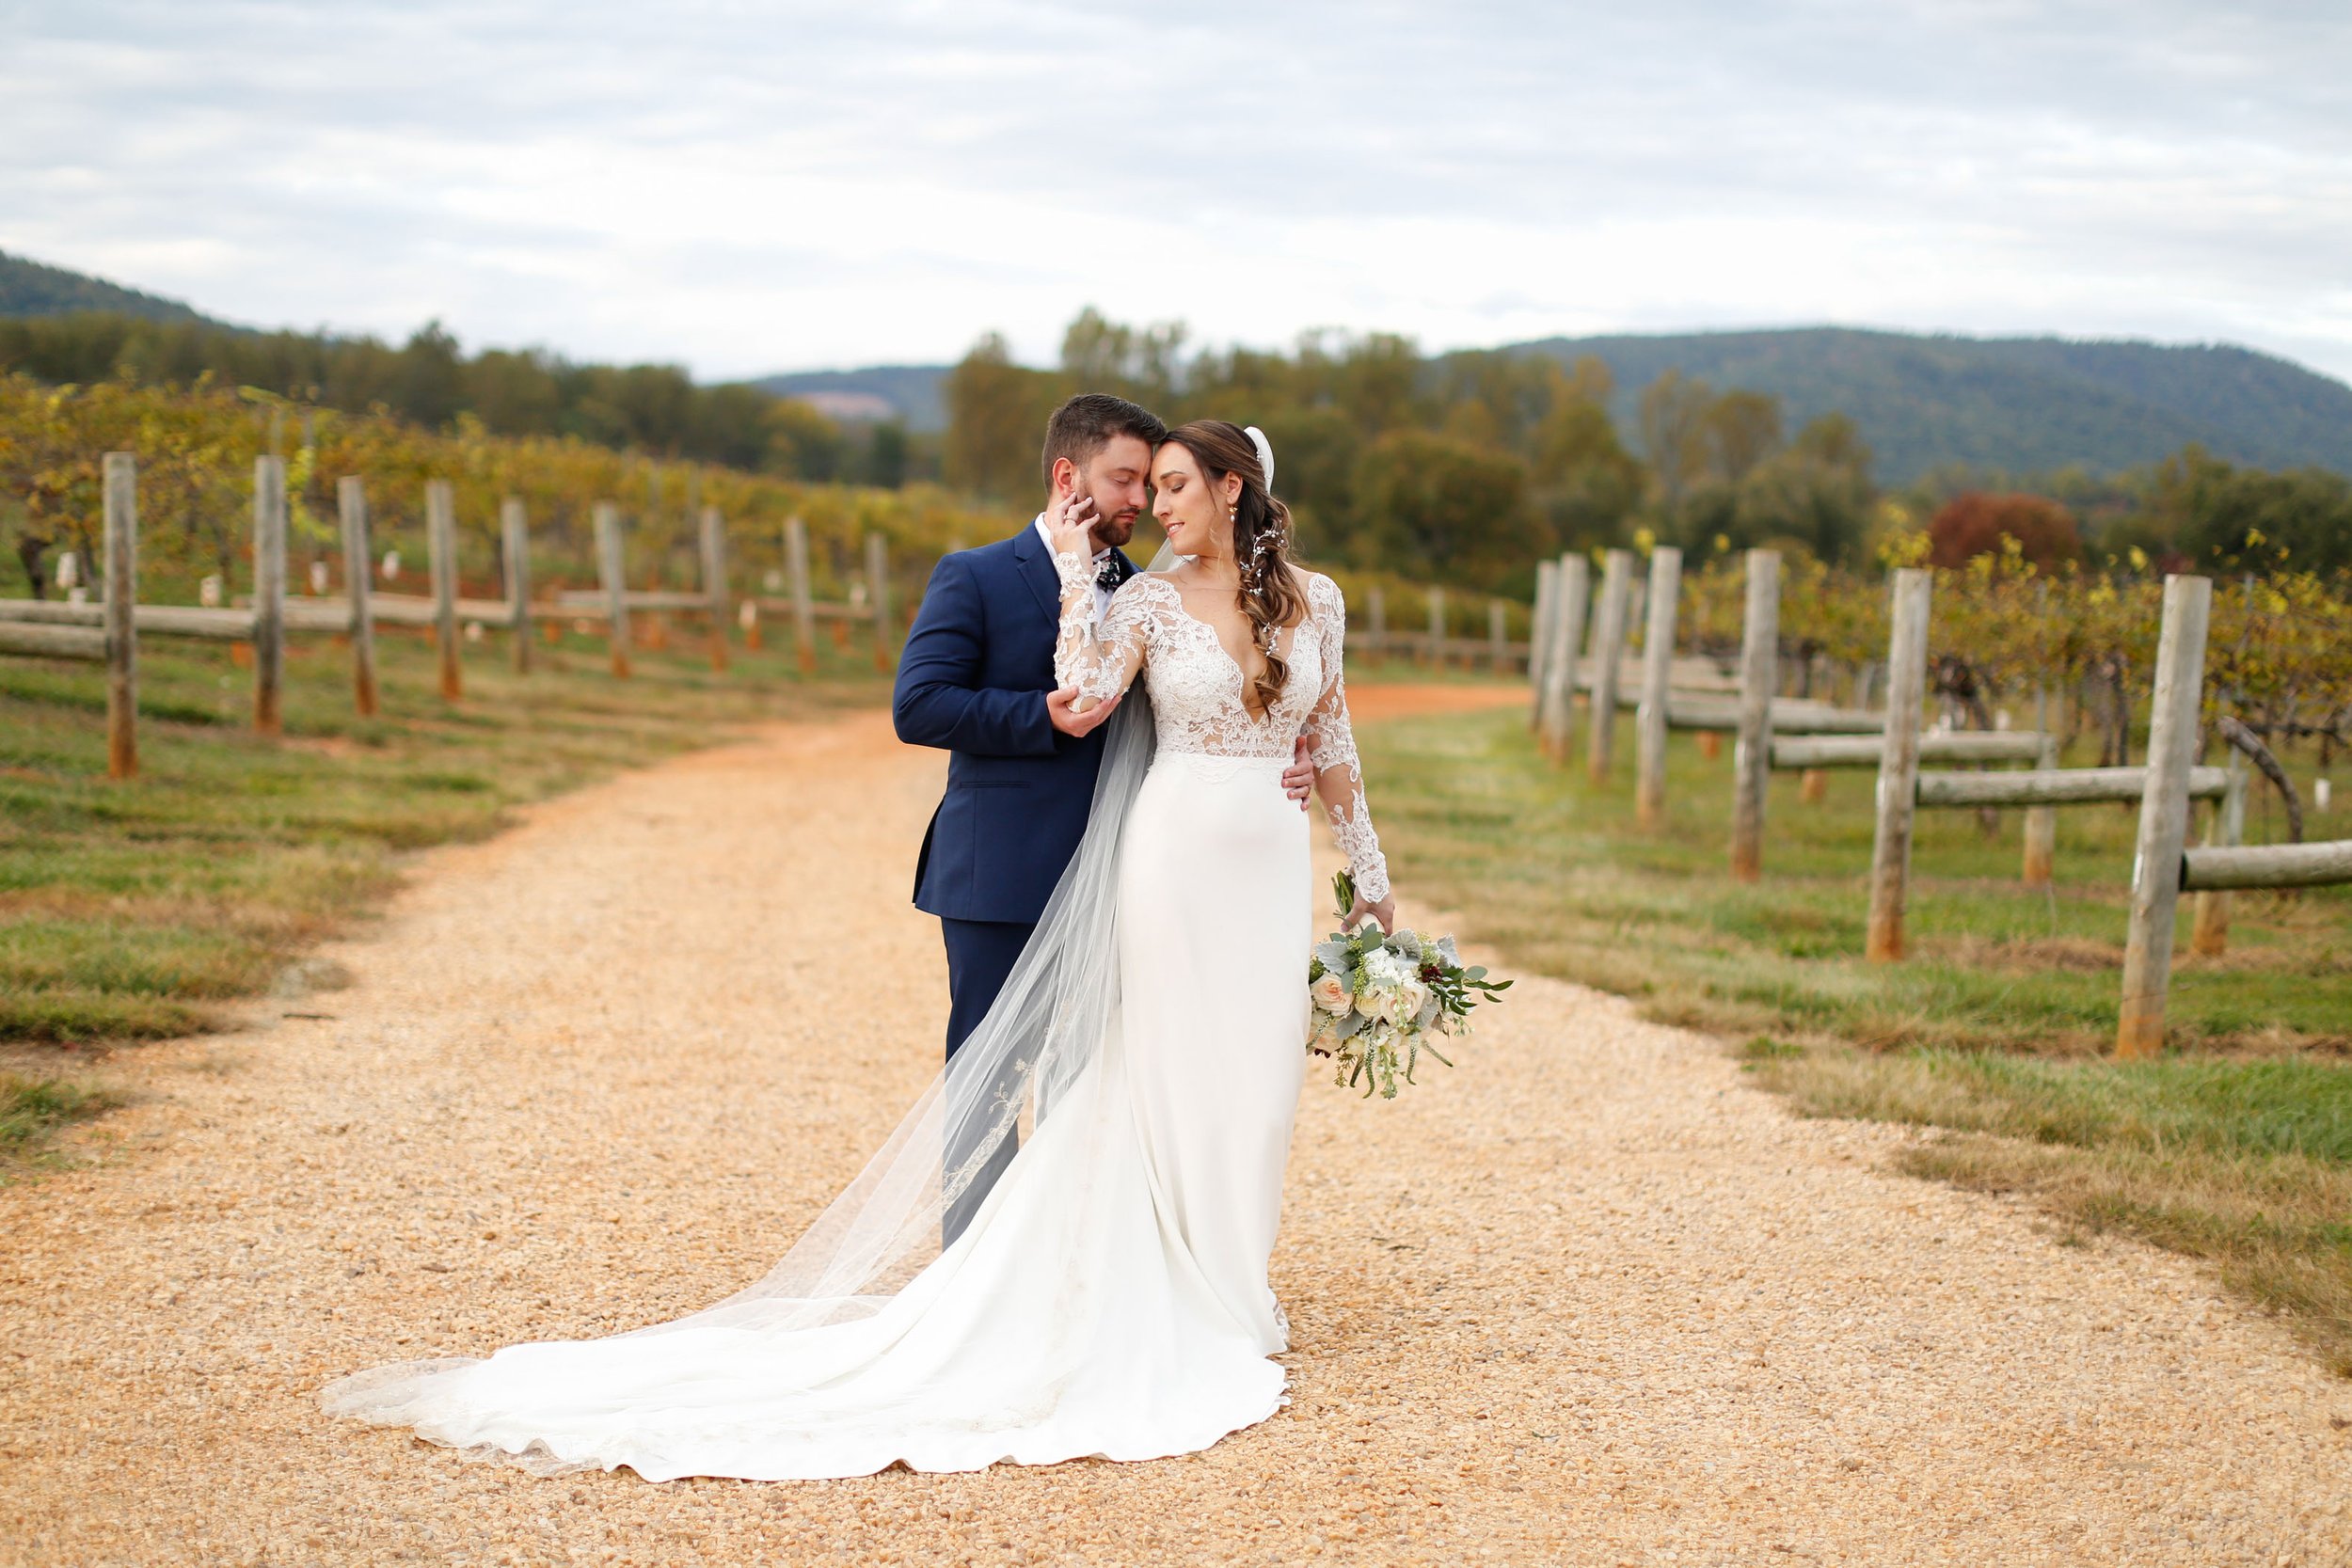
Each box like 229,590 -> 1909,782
321,547 -> 1174,1441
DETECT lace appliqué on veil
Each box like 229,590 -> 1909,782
1053,556 -> 1390,903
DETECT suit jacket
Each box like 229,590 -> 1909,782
893,520 -> 1136,925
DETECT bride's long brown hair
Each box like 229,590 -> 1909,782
1162,420 -> 1306,715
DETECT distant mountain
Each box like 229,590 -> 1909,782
755,365 -> 948,430
748,328 -> 2352,482
1505,327 -> 2352,483
0,248 -> 224,327
13,245 -> 2342,482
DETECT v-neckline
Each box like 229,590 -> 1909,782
1152,576 -> 1304,725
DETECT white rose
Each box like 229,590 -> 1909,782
1310,973 -> 1352,1015
1391,976 -> 1431,1026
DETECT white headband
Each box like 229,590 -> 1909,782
1243,424 -> 1276,493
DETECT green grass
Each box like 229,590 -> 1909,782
0,616 -> 892,1050
1360,703 -> 2352,1055
0,1071 -> 115,1163
1359,697 -> 2352,1372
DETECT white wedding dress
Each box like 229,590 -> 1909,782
320,557 -> 1389,1482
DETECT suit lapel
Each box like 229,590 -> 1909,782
1012,518 -> 1060,625
1014,520 -> 1140,624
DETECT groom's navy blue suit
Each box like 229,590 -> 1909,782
892,520 -> 1135,1237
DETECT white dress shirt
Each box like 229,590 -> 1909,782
1035,515 -> 1115,620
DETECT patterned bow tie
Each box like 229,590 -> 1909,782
1093,556 -> 1122,591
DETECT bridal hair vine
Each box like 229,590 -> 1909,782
1237,423 -> 1284,648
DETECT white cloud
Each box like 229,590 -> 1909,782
2,0 -> 2347,380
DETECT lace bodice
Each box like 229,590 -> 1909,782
1053,555 -> 1390,902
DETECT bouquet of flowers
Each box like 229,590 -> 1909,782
1306,871 -> 1511,1099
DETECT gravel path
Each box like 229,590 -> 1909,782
5,705 -> 2348,1566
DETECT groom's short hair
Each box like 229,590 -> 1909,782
1041,394 -> 1168,488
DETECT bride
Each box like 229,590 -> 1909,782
321,419 -> 1396,1481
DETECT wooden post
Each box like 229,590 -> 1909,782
252,455 -> 286,736
866,531 -> 894,672
426,479 -> 461,700
1729,549 -> 1781,882
2190,747 -> 2250,957
1635,546 -> 1682,827
786,515 -> 817,674
102,451 -> 137,780
2021,729 -> 2059,886
2022,582 -> 2054,884
1698,730 -> 1722,761
1583,550 -> 1631,782
339,477 -> 377,716
1864,568 -> 1931,958
1426,586 -> 1445,669
1366,584 -> 1387,660
595,501 -> 631,677
2117,574 -> 2213,1059
740,597 -> 763,651
700,504 -> 730,673
501,497 -> 532,674
1527,560 -> 1558,727
1539,555 -> 1589,761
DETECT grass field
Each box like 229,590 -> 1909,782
0,616 -> 892,1155
1358,695 -> 2352,1371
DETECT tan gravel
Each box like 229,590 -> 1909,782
4,703 -> 2349,1567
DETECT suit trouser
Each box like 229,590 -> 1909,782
938,916 -> 1033,1245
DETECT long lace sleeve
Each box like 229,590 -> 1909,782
1299,577 -> 1390,903
1051,551 -> 1148,708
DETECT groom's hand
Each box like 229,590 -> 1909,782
1282,735 -> 1314,811
1047,684 -> 1120,737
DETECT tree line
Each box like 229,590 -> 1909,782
0,311 -> 923,489
945,309 -> 2352,593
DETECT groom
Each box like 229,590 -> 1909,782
894,392 -> 1313,1239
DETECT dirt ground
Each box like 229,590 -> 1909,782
4,699 -> 2348,1567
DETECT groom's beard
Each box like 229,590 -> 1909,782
1082,492 -> 1141,551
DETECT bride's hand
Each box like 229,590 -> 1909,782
1044,489 -> 1097,562
1346,894 -> 1396,935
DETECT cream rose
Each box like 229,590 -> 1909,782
1310,972 -> 1352,1015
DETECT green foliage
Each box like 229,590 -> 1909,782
0,376 -> 1009,608
0,309 -> 850,476
2152,444 -> 2352,574
942,334 -> 1062,501
1351,431 -> 1534,591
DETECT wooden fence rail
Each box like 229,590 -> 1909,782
1772,731 -> 2047,769
1915,765 -> 2230,808
2,457 -> 930,772
2181,839 -> 2352,891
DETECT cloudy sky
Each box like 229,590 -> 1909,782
5,1 -> 2349,382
